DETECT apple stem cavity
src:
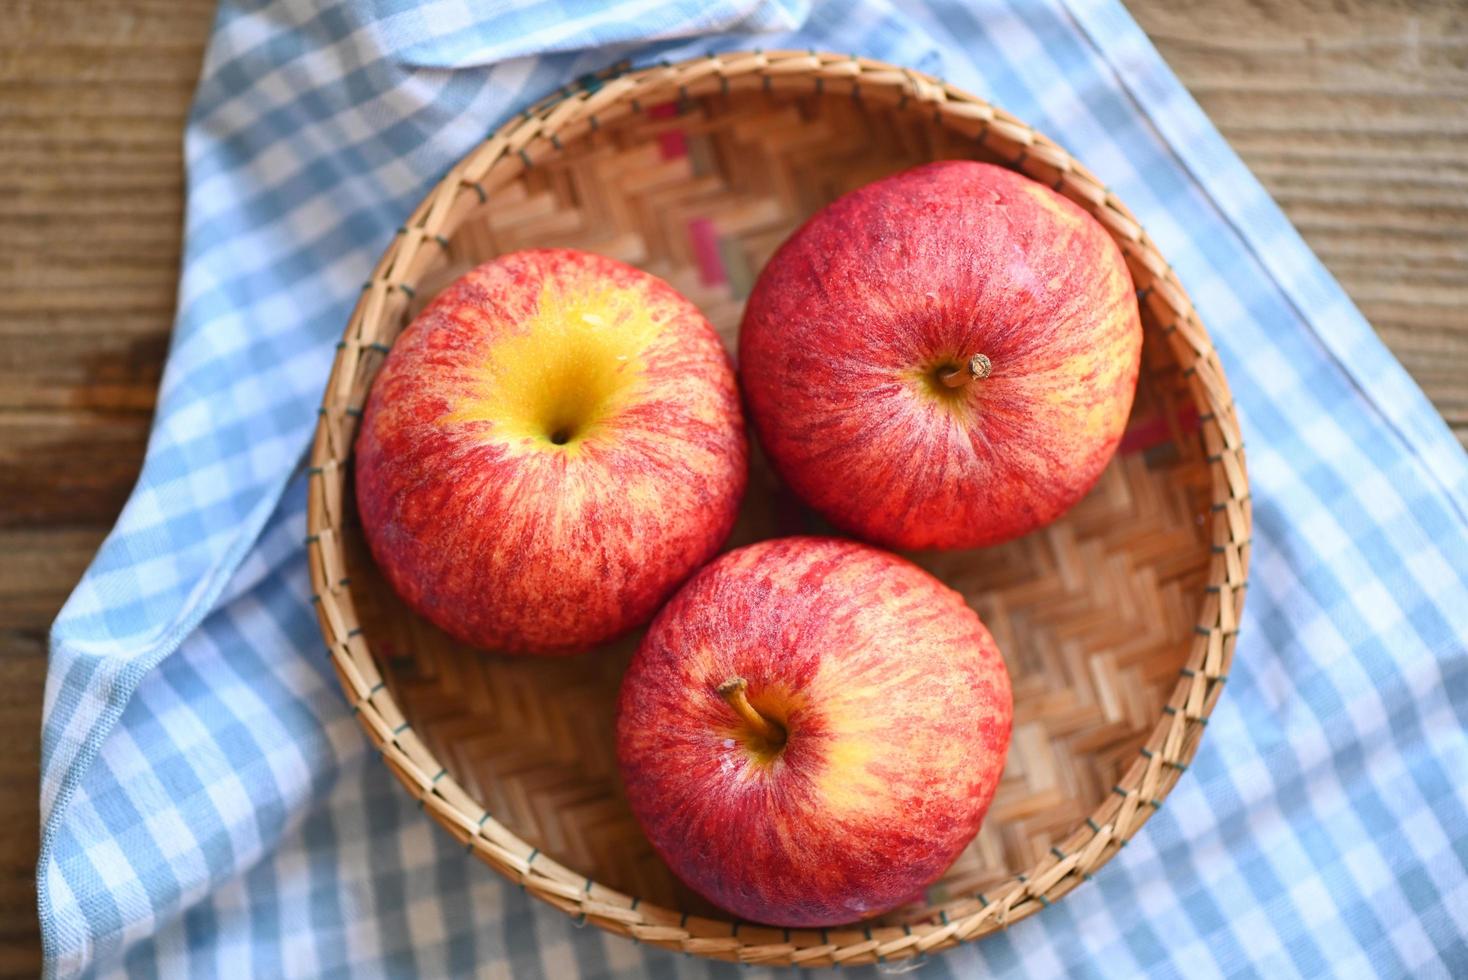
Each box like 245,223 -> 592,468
939,353 -> 993,388
717,677 -> 787,747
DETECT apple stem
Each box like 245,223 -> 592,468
939,353 -> 993,388
717,677 -> 786,746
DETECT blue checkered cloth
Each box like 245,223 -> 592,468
40,0 -> 1468,976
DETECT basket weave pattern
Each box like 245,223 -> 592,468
305,51 -> 1250,968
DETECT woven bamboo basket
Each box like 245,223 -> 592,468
305,51 -> 1250,968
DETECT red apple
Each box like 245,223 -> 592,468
355,248 -> 747,655
616,536 -> 1012,926
739,161 -> 1142,550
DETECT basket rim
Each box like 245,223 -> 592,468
304,49 -> 1251,969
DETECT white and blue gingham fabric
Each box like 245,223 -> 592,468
40,0 -> 1468,976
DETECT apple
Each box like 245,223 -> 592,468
616,536 -> 1012,926
354,248 -> 747,655
738,161 -> 1142,550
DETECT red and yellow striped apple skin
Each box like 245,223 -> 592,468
355,249 -> 747,655
616,537 -> 1013,927
739,161 -> 1142,550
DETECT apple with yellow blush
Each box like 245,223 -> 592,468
354,248 -> 747,655
616,536 -> 1012,926
739,161 -> 1142,550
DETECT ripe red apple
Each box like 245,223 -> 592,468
355,248 -> 747,655
739,161 -> 1142,550
616,536 -> 1012,926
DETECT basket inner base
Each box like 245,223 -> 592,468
344,86 -> 1213,924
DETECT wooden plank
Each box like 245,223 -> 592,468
1129,0 -> 1468,447
0,414 -> 154,530
0,3 -> 214,975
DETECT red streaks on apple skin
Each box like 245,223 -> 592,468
617,537 -> 1013,927
739,161 -> 1143,550
355,249 -> 747,655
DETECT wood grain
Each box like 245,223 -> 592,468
0,3 -> 215,975
0,1 -> 1463,973
1128,0 -> 1468,436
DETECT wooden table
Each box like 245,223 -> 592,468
2,1 -> 1464,973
